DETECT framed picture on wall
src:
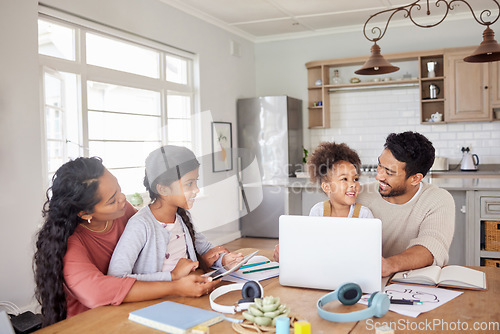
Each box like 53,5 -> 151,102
211,121 -> 233,172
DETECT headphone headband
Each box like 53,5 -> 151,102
317,283 -> 390,323
209,281 -> 264,314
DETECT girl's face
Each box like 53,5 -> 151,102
164,168 -> 200,209
322,160 -> 360,208
89,169 -> 128,222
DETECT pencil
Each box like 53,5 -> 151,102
242,265 -> 279,274
240,261 -> 270,269
390,299 -> 422,305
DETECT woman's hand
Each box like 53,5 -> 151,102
273,244 -> 279,262
171,258 -> 199,280
173,275 -> 220,297
221,252 -> 244,268
202,246 -> 230,268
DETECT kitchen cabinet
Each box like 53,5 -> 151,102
491,61 -> 500,110
445,48 -> 492,122
467,191 -> 500,266
306,46 -> 500,128
419,54 -> 445,124
306,50 -> 439,128
307,65 -> 330,128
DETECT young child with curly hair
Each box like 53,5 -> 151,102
307,142 -> 373,218
273,142 -> 374,261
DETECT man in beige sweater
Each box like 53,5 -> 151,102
357,131 -> 455,277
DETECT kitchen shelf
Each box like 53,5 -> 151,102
421,76 -> 445,81
306,49 -> 446,128
327,80 -> 419,92
480,250 -> 500,259
422,98 -> 445,103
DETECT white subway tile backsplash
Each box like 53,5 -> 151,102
464,123 -> 483,131
308,88 -> 500,164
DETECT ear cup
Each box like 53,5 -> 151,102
239,281 -> 262,304
368,292 -> 390,318
337,283 -> 362,306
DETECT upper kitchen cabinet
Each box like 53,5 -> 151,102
307,65 -> 330,128
306,50 -> 450,128
491,61 -> 500,111
445,47 -> 492,122
419,54 -> 445,124
306,46 -> 500,128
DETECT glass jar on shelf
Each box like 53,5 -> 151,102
331,69 -> 342,85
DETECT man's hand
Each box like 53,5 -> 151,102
381,245 -> 434,277
273,244 -> 279,262
381,257 -> 398,277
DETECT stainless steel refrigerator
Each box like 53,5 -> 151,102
237,96 -> 303,238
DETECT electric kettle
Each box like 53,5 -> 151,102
461,151 -> 479,171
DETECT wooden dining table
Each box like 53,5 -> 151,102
36,248 -> 500,334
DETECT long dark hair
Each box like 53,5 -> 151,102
33,157 -> 105,327
143,146 -> 208,271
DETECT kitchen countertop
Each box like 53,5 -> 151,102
283,164 -> 500,191
429,163 -> 500,177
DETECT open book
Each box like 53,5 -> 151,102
390,265 -> 487,290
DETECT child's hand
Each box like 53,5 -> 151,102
221,252 -> 244,268
171,258 -> 199,280
202,246 -> 229,268
173,275 -> 220,297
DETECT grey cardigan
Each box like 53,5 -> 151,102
108,205 -> 223,281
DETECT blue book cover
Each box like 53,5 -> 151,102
129,301 -> 223,333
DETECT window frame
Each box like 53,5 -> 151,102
38,8 -> 199,194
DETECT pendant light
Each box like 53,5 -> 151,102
355,42 -> 400,75
464,26 -> 500,62
356,0 -> 500,75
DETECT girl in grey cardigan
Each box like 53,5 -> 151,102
108,145 -> 242,281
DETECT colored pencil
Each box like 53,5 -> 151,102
240,261 -> 270,270
242,265 -> 279,274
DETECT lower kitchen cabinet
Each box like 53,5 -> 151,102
467,191 -> 500,266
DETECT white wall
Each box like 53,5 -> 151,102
255,19 -> 500,164
0,0 -> 43,312
1,0 -> 255,311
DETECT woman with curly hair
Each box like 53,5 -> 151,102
33,157 -> 219,327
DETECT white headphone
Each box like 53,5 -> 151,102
209,281 -> 264,314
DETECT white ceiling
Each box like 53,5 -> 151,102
159,0 -> 493,42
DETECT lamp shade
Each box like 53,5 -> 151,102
464,27 -> 500,63
355,43 -> 400,75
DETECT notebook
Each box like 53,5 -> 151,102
129,301 -> 223,333
278,215 -> 382,293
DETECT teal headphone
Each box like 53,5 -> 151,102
317,283 -> 390,322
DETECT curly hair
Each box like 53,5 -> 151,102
307,142 -> 361,184
143,146 -> 208,271
33,157 -> 105,327
384,131 -> 435,178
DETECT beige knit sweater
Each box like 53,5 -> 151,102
357,182 -> 455,266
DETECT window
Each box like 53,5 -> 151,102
39,15 -> 195,194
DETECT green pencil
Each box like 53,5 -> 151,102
242,265 -> 279,274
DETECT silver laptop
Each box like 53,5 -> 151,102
279,215 -> 382,293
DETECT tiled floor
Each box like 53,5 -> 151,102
222,237 -> 278,253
